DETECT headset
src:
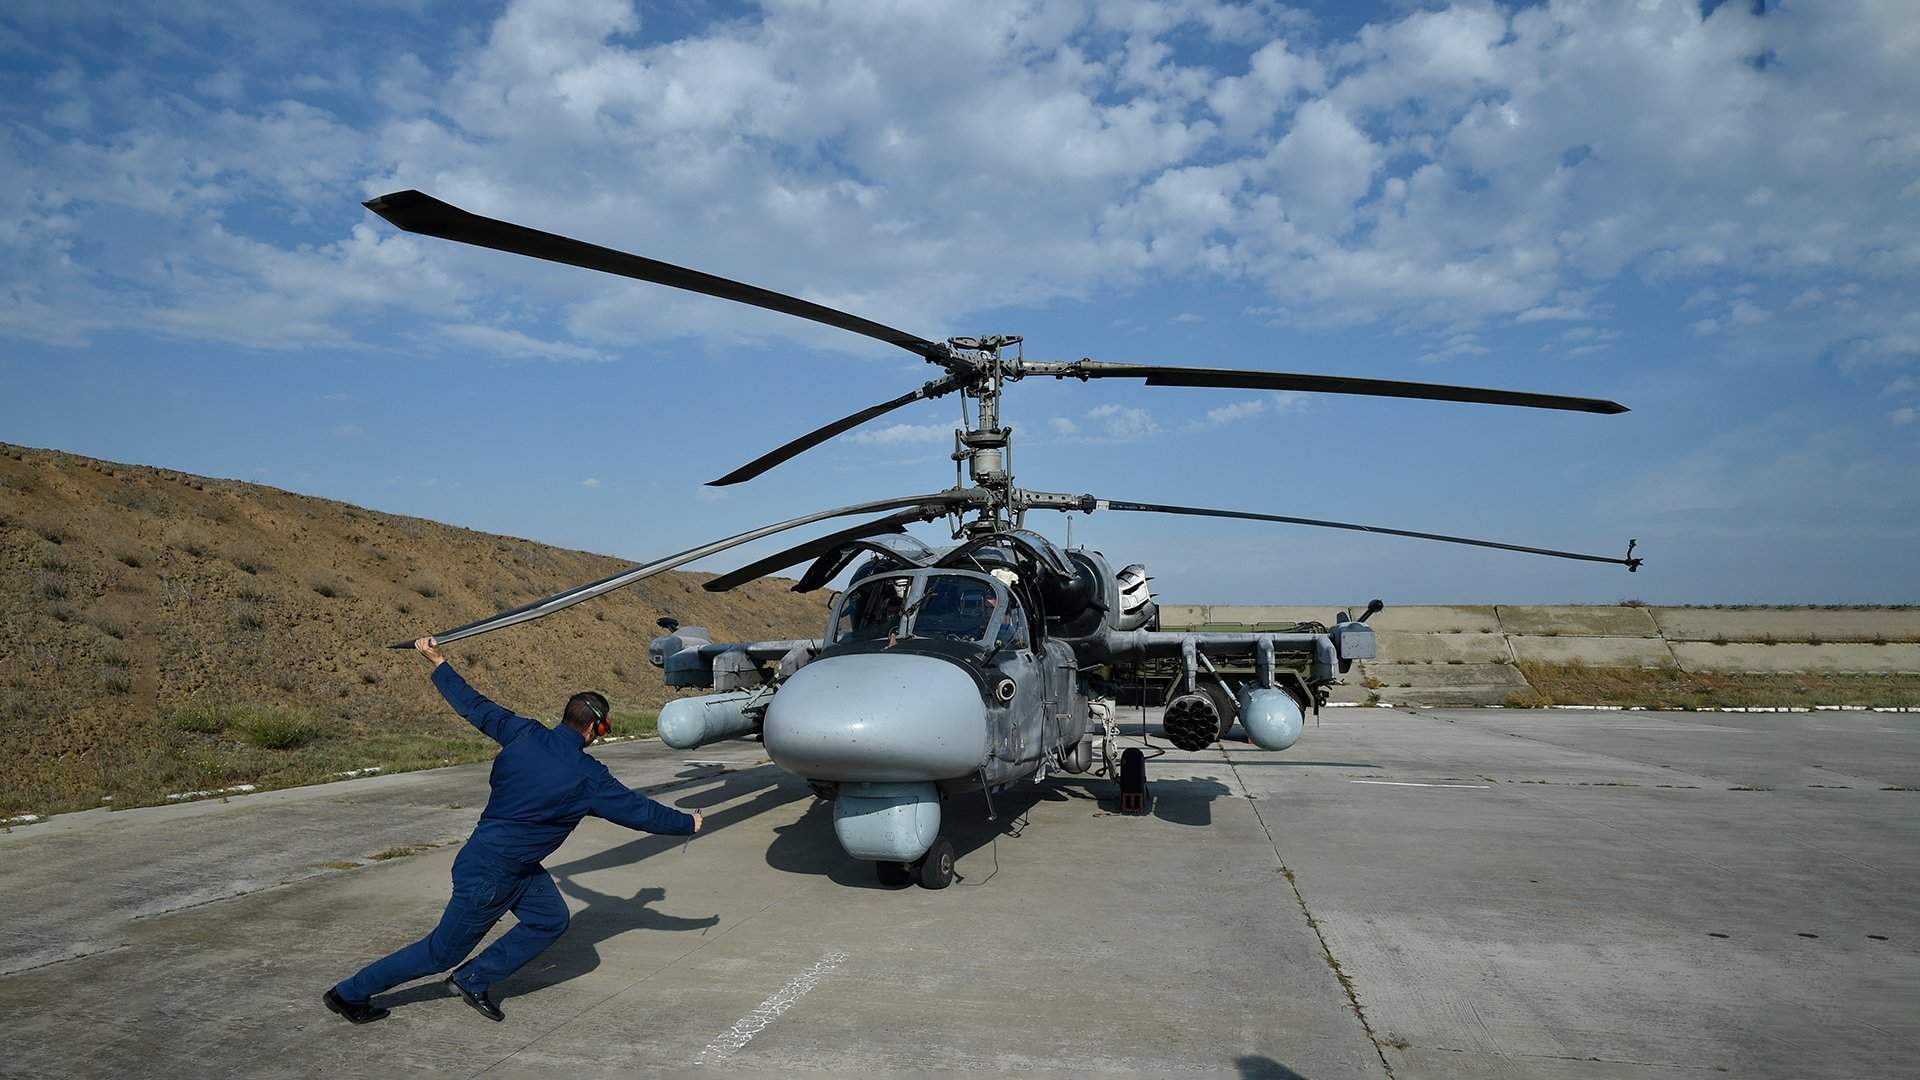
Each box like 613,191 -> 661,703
572,693 -> 611,741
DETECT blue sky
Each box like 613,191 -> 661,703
3,0 -> 1917,606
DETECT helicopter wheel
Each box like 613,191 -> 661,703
874,860 -> 913,888
914,837 -> 956,890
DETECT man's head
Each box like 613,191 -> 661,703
564,691 -> 612,743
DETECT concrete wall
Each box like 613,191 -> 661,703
1158,605 -> 1920,705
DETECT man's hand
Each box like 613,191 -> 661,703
414,636 -> 447,668
691,810 -> 704,833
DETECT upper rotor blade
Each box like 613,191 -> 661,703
390,489 -> 986,648
1089,497 -> 1642,570
708,374 -> 966,486
1049,361 -> 1627,414
363,190 -> 939,356
702,506 -> 936,592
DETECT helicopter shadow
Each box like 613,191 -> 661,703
1048,772 -> 1233,826
762,784 -> 1074,889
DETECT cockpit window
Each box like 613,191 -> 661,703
832,576 -> 911,643
905,575 -> 997,643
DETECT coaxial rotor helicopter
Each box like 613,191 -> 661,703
368,190 -> 1640,890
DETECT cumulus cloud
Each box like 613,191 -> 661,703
1186,392 -> 1305,430
1,0 -> 1915,389
851,422 -> 954,446
1084,402 -> 1162,440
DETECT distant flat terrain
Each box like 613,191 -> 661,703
3,707 -> 1914,1078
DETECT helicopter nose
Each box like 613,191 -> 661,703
764,653 -> 989,782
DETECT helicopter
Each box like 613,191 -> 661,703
367,190 -> 1641,890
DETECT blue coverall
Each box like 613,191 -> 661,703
334,663 -> 694,1004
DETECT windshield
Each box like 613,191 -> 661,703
905,574 -> 997,643
831,576 -> 911,643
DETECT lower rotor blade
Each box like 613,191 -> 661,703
702,506 -> 939,592
707,374 -> 967,487
1042,361 -> 1627,414
391,489 -> 985,648
1090,498 -> 1642,570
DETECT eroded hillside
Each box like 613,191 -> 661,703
0,443 -> 831,816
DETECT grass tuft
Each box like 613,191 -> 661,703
310,573 -> 350,599
235,708 -> 324,750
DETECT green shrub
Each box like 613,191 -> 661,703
172,701 -> 230,734
235,709 -> 323,750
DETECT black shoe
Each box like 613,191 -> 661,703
446,975 -> 504,1022
323,988 -> 390,1025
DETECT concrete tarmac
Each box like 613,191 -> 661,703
1,708 -> 1915,1078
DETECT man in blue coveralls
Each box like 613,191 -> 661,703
323,635 -> 702,1024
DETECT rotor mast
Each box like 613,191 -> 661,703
943,335 -> 1023,536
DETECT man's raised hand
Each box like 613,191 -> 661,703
414,636 -> 447,668
692,811 -> 704,833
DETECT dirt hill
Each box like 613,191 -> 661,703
0,442 -> 832,817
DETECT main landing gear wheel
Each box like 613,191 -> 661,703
875,860 -> 913,888
915,837 -> 956,890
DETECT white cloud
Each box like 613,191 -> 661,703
1728,299 -> 1772,327
1890,407 -> 1916,426
580,477 -> 600,488
851,422 -> 953,446
0,0 -> 1915,406
437,324 -> 609,362
1186,392 -> 1305,431
1086,402 -> 1161,439
1048,416 -> 1079,436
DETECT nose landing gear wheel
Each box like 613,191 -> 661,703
875,860 -> 913,888
915,836 -> 956,889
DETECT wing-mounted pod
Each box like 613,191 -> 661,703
649,620 -> 714,686
1327,599 -> 1383,673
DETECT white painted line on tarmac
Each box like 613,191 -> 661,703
1350,780 -> 1491,789
695,950 -> 850,1064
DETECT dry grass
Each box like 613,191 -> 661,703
0,441 -> 844,819
1516,662 -> 1920,709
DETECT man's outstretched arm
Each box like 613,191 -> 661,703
415,636 -> 537,746
586,765 -> 701,835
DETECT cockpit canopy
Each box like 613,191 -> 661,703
830,570 -> 1025,649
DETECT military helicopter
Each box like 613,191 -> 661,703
367,190 -> 1641,890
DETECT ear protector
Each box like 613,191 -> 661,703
584,697 -> 610,740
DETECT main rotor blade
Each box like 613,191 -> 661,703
708,374 -> 966,486
1043,361 -> 1627,414
363,190 -> 939,356
702,506 -> 938,592
1088,497 -> 1642,570
391,489 -> 986,648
